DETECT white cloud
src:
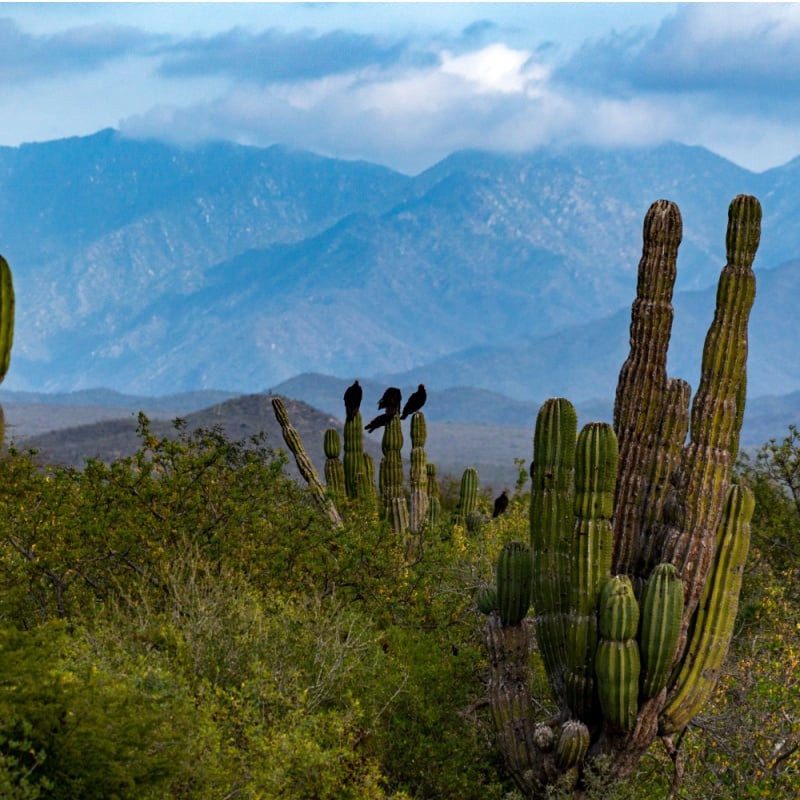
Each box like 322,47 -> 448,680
440,43 -> 537,94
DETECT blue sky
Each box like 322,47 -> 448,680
1,2 -> 798,174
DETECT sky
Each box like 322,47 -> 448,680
1,2 -> 799,175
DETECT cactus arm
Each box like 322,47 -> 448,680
529,398 -> 577,703
343,412 -> 366,499
660,484 -> 754,734
496,541 -> 533,626
0,256 -> 14,383
612,200 -> 682,575
595,576 -> 641,731
323,428 -> 346,505
639,563 -> 684,699
379,414 -> 409,532
271,397 -> 343,527
408,412 -> 429,533
661,196 -> 760,648
566,422 -> 618,718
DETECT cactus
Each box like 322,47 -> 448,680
475,584 -> 498,615
480,196 -> 761,796
0,256 -> 13,445
661,484 -> 755,733
271,398 -> 343,527
454,466 -> 479,527
595,576 -> 641,731
496,541 -> 532,626
530,398 -> 577,705
0,256 -> 14,383
639,563 -> 684,699
426,463 -> 441,527
323,428 -> 346,504
343,412 -> 366,499
379,415 -> 409,533
565,422 -> 617,717
408,412 -> 429,532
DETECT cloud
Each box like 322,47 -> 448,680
556,4 -> 800,97
156,26 -> 434,83
0,16 -> 160,81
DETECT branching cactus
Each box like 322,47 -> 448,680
479,195 -> 762,797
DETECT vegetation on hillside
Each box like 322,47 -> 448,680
0,414 -> 796,799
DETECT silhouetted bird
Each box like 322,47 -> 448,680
343,379 -> 362,422
365,411 -> 394,433
493,489 -> 509,518
377,386 -> 402,416
400,384 -> 427,419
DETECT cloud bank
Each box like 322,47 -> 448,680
1,5 -> 799,173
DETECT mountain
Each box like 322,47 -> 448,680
0,130 -> 798,398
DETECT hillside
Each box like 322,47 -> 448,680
1,131 -> 798,397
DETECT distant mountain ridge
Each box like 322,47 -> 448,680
0,129 -> 798,400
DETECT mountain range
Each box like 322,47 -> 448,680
0,128 -> 798,409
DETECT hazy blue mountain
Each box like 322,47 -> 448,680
0,130 -> 797,399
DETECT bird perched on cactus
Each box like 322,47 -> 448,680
378,386 -> 402,416
344,379 -> 362,422
401,384 -> 427,419
493,489 -> 509,518
365,411 -> 394,434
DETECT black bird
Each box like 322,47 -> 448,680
343,379 -> 362,422
377,386 -> 402,416
365,411 -> 394,433
493,489 -> 509,518
400,384 -> 427,419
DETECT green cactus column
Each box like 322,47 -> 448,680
453,466 -> 479,528
660,196 -> 760,655
425,463 -> 441,527
595,576 -> 641,731
612,201 -> 682,576
408,412 -> 429,533
661,484 -> 755,734
0,256 -> 14,383
529,397 -> 577,705
565,422 -> 618,719
379,414 -> 409,533
323,428 -> 346,506
0,256 -> 14,445
343,411 -> 366,499
271,397 -> 343,528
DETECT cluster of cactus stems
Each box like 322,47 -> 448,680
479,195 -> 761,796
272,394 -> 442,535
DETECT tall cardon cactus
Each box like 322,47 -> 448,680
0,256 -> 15,442
479,195 -> 761,796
